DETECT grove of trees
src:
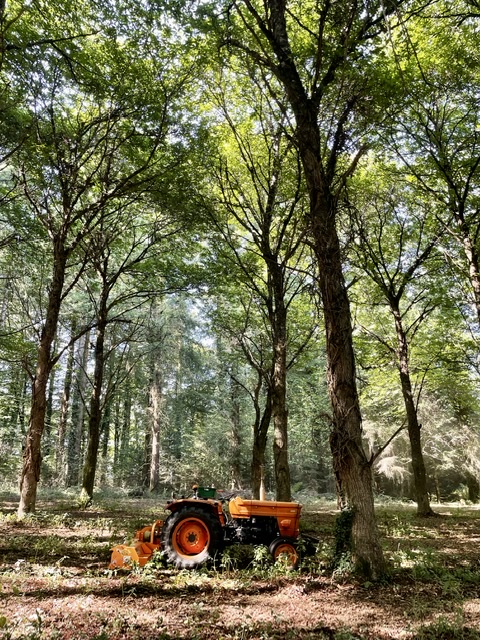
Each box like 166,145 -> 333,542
1,0 -> 480,578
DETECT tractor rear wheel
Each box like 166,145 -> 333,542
162,508 -> 222,569
269,538 -> 299,569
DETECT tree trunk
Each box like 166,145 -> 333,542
466,472 -> 480,503
0,270 -> 13,327
460,224 -> 480,326
44,353 -> 56,458
56,322 -> 77,480
99,397 -> 112,485
392,305 -> 433,516
81,311 -> 107,501
66,330 -> 89,487
271,298 -> 291,501
149,363 -> 163,492
18,243 -> 67,516
251,432 -> 268,499
113,396 -> 121,483
231,0 -> 386,578
142,427 -> 151,489
119,381 -> 132,485
251,386 -> 272,499
229,375 -> 242,490
292,107 -> 384,576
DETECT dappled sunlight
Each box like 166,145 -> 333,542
2,496 -> 480,638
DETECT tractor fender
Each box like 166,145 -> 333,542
165,498 -> 226,526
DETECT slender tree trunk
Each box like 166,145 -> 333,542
56,322 -> 77,480
229,374 -> 242,490
392,306 -> 433,516
82,308 -> 107,501
0,271 -> 12,327
459,223 -> 480,325
44,343 -> 57,458
434,470 -> 441,503
251,386 -> 272,499
142,427 -> 151,489
119,380 -> 132,485
99,397 -> 112,484
149,363 -> 163,492
0,0 -> 6,74
466,473 -> 480,503
66,330 -> 89,487
271,300 -> 291,501
18,243 -> 67,516
251,432 -> 268,499
113,397 -> 121,483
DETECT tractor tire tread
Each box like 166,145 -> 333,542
161,507 -> 222,569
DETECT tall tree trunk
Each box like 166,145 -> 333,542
44,340 -> 57,458
271,300 -> 291,501
315,216 -> 384,576
119,384 -> 131,485
142,426 -> 152,489
18,243 -> 67,516
392,305 -> 433,516
149,363 -> 163,492
113,396 -> 121,483
232,0 -> 386,578
229,374 -> 242,490
307,159 -> 384,576
276,87 -> 385,576
0,271 -> 12,327
251,384 -> 272,499
56,322 -> 77,480
99,397 -> 112,485
66,330 -> 89,487
459,220 -> 480,326
81,309 -> 107,501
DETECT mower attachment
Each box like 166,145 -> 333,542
109,520 -> 163,569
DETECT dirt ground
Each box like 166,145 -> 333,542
1,493 -> 480,639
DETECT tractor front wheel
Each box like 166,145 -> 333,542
162,508 -> 221,569
269,538 -> 299,570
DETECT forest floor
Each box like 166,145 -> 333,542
1,491 -> 480,640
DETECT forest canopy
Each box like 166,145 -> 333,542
1,0 -> 480,576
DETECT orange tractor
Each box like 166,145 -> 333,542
109,486 -> 303,570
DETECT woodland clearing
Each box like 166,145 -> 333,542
1,492 -> 480,640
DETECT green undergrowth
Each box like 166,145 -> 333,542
411,617 -> 480,639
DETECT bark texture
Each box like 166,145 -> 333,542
271,299 -> 291,501
310,190 -> 385,577
233,0 -> 387,576
295,99 -> 385,577
392,305 -> 433,516
82,297 -> 107,501
229,375 -> 242,490
18,243 -> 67,516
251,385 -> 272,499
56,323 -> 76,480
460,222 -> 480,326
66,331 -> 89,487
149,363 -> 163,492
